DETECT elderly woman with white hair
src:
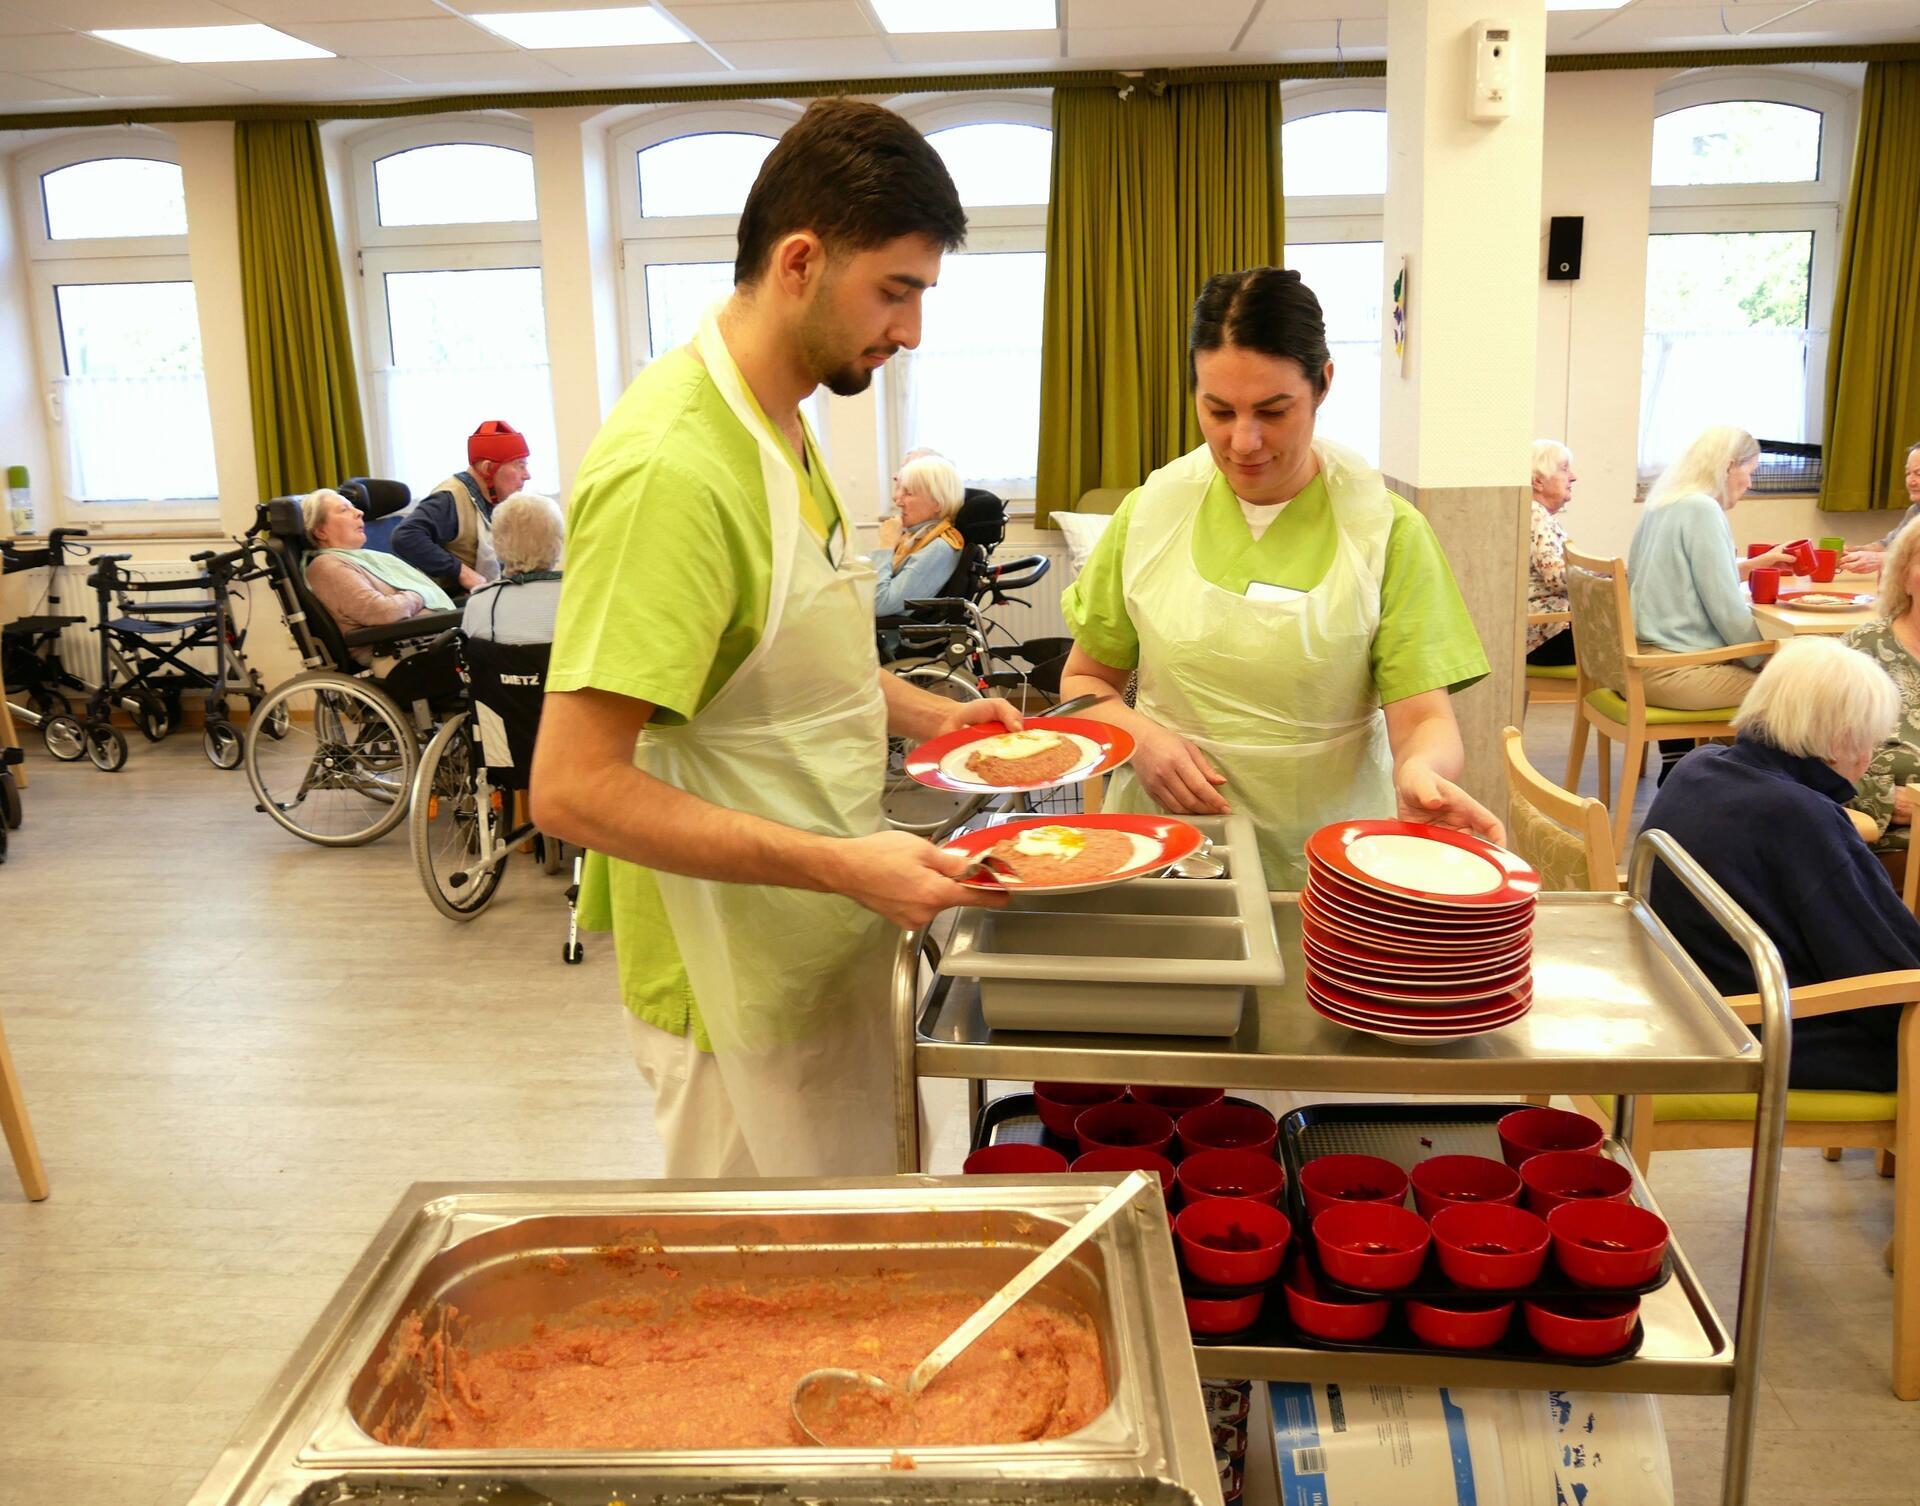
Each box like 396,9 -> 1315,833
1526,439 -> 1577,666
1645,637 -> 1913,1091
301,488 -> 455,662
871,453 -> 966,618
462,491 -> 567,646
1843,517 -> 1920,857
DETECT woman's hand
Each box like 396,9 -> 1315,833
940,697 -> 1022,737
1894,782 -> 1914,827
1395,757 -> 1506,844
877,516 -> 903,550
1738,546 -> 1793,578
1131,722 -> 1230,815
1841,547 -> 1884,576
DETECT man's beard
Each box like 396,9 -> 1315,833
798,293 -> 893,397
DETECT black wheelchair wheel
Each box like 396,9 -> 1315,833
86,722 -> 128,772
563,940 -> 584,964
30,689 -> 74,721
0,768 -> 20,830
43,714 -> 86,762
133,691 -> 171,743
203,719 -> 244,770
259,700 -> 291,740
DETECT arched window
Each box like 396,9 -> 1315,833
348,121 -> 557,499
1282,87 -> 1387,464
1638,76 -> 1852,479
637,132 -> 778,219
14,133 -> 216,516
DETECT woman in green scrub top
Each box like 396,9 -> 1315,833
1058,267 -> 1500,889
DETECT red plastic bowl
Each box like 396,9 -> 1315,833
1298,1153 -> 1411,1222
1282,1258 -> 1391,1342
1311,1201 -> 1431,1292
1430,1203 -> 1550,1290
1033,1082 -> 1124,1140
1178,1148 -> 1288,1206
1075,1100 -> 1176,1156
1521,1150 -> 1634,1217
1073,1146 -> 1177,1196
1409,1154 -> 1522,1219
1548,1200 -> 1670,1288
1497,1107 -> 1604,1168
1175,1198 -> 1292,1286
1406,1298 -> 1514,1350
963,1143 -> 1070,1176
1184,1287 -> 1266,1336
1175,1101 -> 1279,1158
1523,1296 -> 1640,1357
1128,1085 -> 1226,1115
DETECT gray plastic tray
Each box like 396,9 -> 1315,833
938,812 -> 1283,1036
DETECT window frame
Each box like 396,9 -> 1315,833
11,130 -> 217,523
1280,83 -> 1387,228
348,119 -> 541,249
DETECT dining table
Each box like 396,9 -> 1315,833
1748,572 -> 1880,640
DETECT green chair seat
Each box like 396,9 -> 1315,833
1584,687 -> 1740,726
1527,663 -> 1578,682
1596,1090 -> 1895,1124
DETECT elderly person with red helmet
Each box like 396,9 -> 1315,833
393,419 -> 534,596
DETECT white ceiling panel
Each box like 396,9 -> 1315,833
274,19 -> 515,56
712,34 -> 899,68
1065,24 -> 1243,58
18,62 -> 260,99
0,69 -> 100,100
1240,16 -> 1386,52
225,0 -> 450,18
1,31 -> 158,69
534,42 -> 730,77
884,30 -> 1061,63
0,0 -> 252,25
1066,0 -> 1258,26
192,58 -> 413,92
1235,0 -> 1386,18
670,1 -> 876,40
366,49 -> 574,85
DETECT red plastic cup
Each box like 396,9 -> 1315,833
1520,1150 -> 1635,1216
1409,1154 -> 1523,1218
1430,1203 -> 1551,1290
1784,538 -> 1817,575
1074,1100 -> 1175,1155
963,1143 -> 1070,1176
1073,1146 -> 1177,1197
1750,567 -> 1781,605
1175,1198 -> 1292,1286
1497,1107 -> 1604,1168
1032,1082 -> 1124,1139
1175,1101 -> 1279,1158
1311,1201 -> 1431,1292
1177,1148 -> 1288,1206
1406,1297 -> 1515,1350
1282,1257 -> 1391,1341
1811,547 -> 1839,583
1523,1296 -> 1640,1357
1547,1200 -> 1670,1288
1746,541 -> 1776,559
1127,1085 -> 1226,1115
1184,1288 -> 1266,1335
1298,1153 -> 1410,1221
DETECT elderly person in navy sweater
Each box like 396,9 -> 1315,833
1645,637 -> 1911,1091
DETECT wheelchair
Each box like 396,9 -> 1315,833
239,484 -> 464,848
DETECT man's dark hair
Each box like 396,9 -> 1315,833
735,98 -> 967,285
1188,267 -> 1332,394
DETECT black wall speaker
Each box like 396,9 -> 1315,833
1546,216 -> 1584,281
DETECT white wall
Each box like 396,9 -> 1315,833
0,153 -> 53,553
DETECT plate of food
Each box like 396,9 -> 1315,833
940,813 -> 1206,893
1776,590 -> 1874,612
905,717 -> 1134,794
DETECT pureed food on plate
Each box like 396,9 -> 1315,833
964,730 -> 1084,785
369,1267 -> 1107,1451
988,823 -> 1135,884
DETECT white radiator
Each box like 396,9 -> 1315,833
42,560 -> 219,688
986,540 -> 1072,645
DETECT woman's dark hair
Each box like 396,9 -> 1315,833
1188,267 -> 1332,394
735,99 -> 968,285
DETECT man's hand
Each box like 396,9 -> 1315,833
457,564 -> 486,592
1395,757 -> 1505,844
1131,722 -> 1230,815
877,516 -> 903,550
940,697 -> 1022,737
1893,782 -> 1914,827
823,830 -> 1007,929
1841,547 -> 1885,576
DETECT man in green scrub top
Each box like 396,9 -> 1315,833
1058,267 -> 1499,889
531,100 -> 1016,1180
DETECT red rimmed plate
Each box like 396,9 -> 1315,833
1308,970 -> 1533,1015
1303,880 -> 1535,937
1307,992 -> 1531,1044
1304,953 -> 1533,998
905,717 -> 1134,794
1299,903 -> 1535,959
1774,590 -> 1874,612
1301,981 -> 1535,1025
1300,889 -> 1533,946
1307,820 -> 1541,908
1300,924 -> 1532,974
940,813 -> 1206,894
1307,857 -> 1538,922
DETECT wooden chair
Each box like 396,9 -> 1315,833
0,1008 -> 48,1202
1523,611 -> 1579,707
1562,547 -> 1773,854
1502,725 -> 1617,891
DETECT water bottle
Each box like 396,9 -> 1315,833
5,465 -> 33,536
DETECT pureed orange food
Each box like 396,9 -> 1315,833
371,1271 -> 1107,1451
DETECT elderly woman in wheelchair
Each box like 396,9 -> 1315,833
302,488 -> 454,656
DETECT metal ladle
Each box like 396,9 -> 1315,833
790,1172 -> 1152,1448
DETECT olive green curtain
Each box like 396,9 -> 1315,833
235,120 -> 368,501
1820,61 -> 1920,512
1035,83 -> 1283,527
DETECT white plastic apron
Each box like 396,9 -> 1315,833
1103,439 -> 1396,890
640,309 -> 896,1177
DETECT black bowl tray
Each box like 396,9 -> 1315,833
972,1090 -> 1277,1163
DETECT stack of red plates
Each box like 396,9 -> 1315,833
1299,820 -> 1541,1044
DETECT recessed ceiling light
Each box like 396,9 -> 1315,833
469,6 -> 689,49
91,24 -> 335,63
1544,0 -> 1632,10
870,0 -> 1057,34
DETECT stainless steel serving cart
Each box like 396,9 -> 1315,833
891,830 -> 1791,1506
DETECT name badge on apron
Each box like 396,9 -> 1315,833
1245,580 -> 1308,604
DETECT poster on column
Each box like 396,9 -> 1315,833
1392,255 -> 1409,375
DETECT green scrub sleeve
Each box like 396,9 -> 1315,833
1371,499 -> 1492,703
1060,492 -> 1142,671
